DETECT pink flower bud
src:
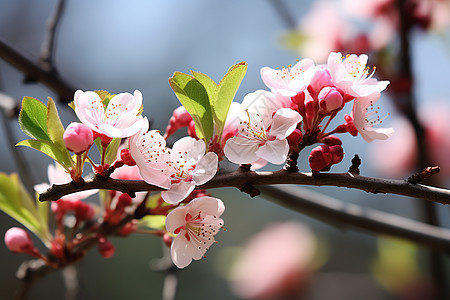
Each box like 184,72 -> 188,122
164,106 -> 193,138
318,87 -> 344,114
4,227 -> 35,255
290,91 -> 305,107
117,222 -> 137,237
98,237 -> 115,259
63,122 -> 94,154
116,193 -> 133,210
187,119 -> 199,139
308,145 -> 332,171
309,68 -> 333,97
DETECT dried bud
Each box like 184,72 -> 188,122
4,227 -> 36,255
63,122 -> 94,154
98,237 -> 115,259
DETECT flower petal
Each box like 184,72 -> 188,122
224,136 -> 260,164
191,152 -> 218,185
268,108 -> 302,140
161,181 -> 195,204
255,139 -> 289,165
171,137 -> 205,164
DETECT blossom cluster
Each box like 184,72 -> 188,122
5,51 -> 393,271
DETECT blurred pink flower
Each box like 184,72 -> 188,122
229,222 -> 317,300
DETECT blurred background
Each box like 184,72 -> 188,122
1,0 -> 450,299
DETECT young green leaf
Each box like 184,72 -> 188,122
18,97 -> 50,142
214,62 -> 247,138
0,173 -> 51,245
16,139 -> 73,171
169,72 -> 214,143
101,137 -> 121,165
46,97 -> 66,150
191,70 -> 218,105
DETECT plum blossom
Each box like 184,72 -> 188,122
128,117 -> 171,189
261,59 -> 315,97
162,137 -> 218,204
328,52 -> 390,98
165,196 -> 225,268
34,163 -> 97,202
352,93 -> 394,142
224,91 -> 302,165
74,89 -> 145,138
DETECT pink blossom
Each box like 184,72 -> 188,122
224,91 -> 302,165
352,93 -> 394,142
229,222 -> 317,300
128,117 -> 171,189
162,137 -> 218,204
74,89 -> 145,138
165,196 -> 224,268
328,52 -> 390,98
261,59 -> 315,97
63,122 -> 94,154
4,227 -> 37,255
164,106 -> 193,139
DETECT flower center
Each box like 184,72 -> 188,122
364,101 -> 390,129
239,109 -> 268,142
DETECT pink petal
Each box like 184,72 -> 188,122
255,139 -> 289,165
161,181 -> 195,204
191,152 -> 218,185
268,108 -> 302,140
224,136 -> 260,164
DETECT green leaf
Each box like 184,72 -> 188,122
46,97 -> 66,149
95,90 -> 114,107
139,215 -> 166,230
0,173 -> 51,245
169,72 -> 214,143
191,70 -> 219,106
18,97 -> 50,142
16,139 -> 73,170
103,138 -> 121,165
68,101 -> 75,111
214,62 -> 247,138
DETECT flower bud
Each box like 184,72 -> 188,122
318,87 -> 344,114
74,201 -> 95,222
330,145 -> 344,164
320,135 -> 342,146
309,68 -> 333,97
308,145 -> 332,171
120,148 -> 136,166
287,129 -> 303,150
187,119 -> 199,139
63,122 -> 94,154
164,106 -> 193,138
4,227 -> 35,255
98,237 -> 115,258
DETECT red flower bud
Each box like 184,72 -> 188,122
98,237 -> 115,259
120,148 -> 136,166
308,145 -> 332,171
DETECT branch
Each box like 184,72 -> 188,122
0,37 -> 75,104
260,185 -> 450,252
39,170 -> 450,205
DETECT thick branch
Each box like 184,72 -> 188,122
39,170 -> 450,205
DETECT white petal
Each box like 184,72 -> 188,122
170,234 -> 196,268
191,152 -> 218,185
224,136 -> 260,164
255,139 -> 289,165
165,206 -> 188,233
171,137 -> 205,164
268,108 -> 302,139
361,127 -> 395,142
186,196 -> 225,217
74,90 -> 104,132
161,181 -> 195,204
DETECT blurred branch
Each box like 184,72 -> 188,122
0,37 -> 75,105
268,0 -> 297,28
260,185 -> 450,252
39,0 -> 66,72
39,169 -> 450,204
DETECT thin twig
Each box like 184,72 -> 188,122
39,170 -> 450,205
259,185 -> 450,252
39,0 -> 66,72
